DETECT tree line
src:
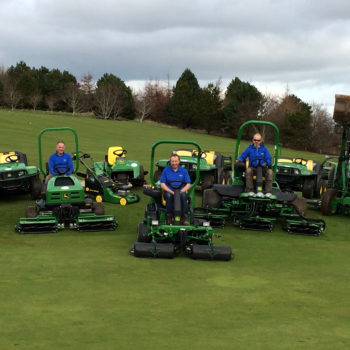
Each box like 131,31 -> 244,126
0,62 -> 339,153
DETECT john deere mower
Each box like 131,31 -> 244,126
75,152 -> 140,205
153,149 -> 232,190
97,146 -> 146,186
195,121 -> 325,236
0,151 -> 41,198
130,140 -> 232,260
320,94 -> 350,216
15,128 -> 118,234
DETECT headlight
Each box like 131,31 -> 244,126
294,169 -> 300,175
17,171 -> 25,176
151,220 -> 159,226
203,221 -> 210,227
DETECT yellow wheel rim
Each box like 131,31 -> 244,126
120,197 -> 127,206
96,195 -> 103,202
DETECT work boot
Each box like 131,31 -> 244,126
166,214 -> 173,225
181,214 -> 189,225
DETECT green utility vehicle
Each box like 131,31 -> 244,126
195,120 -> 325,236
76,152 -> 140,205
15,128 -> 118,233
130,140 -> 232,260
0,151 -> 41,198
276,157 -> 326,198
98,146 -> 146,186
321,94 -> 350,216
153,149 -> 232,190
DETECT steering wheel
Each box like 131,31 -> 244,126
54,165 -> 71,175
166,179 -> 188,190
5,155 -> 19,163
251,157 -> 269,168
113,149 -> 127,157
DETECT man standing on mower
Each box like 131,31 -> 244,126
237,133 -> 273,195
160,154 -> 191,225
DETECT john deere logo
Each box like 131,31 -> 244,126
63,193 -> 69,199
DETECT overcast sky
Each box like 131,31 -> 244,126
1,0 -> 350,112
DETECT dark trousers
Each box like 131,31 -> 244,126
164,192 -> 189,215
246,167 -> 273,192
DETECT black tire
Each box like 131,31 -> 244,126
25,205 -> 38,218
202,188 -> 222,208
137,222 -> 151,242
214,153 -> 224,168
30,176 -> 42,199
224,171 -> 232,184
321,189 -> 338,216
327,168 -> 335,187
92,202 -> 105,215
302,178 -> 315,199
314,178 -> 326,199
139,165 -> 145,182
201,174 -> 215,190
153,169 -> 162,182
291,196 -> 307,216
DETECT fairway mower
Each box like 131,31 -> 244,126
75,152 -> 140,205
15,128 -> 118,234
194,121 -> 325,236
320,94 -> 350,216
153,149 -> 232,190
0,151 -> 41,198
98,146 -> 147,186
130,140 -> 232,260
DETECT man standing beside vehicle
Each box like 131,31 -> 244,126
160,154 -> 191,225
237,133 -> 273,195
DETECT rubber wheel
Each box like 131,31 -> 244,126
25,205 -> 38,218
153,169 -> 162,182
201,174 -> 215,190
302,178 -> 315,199
92,202 -> 105,215
321,189 -> 338,216
202,188 -> 222,208
314,178 -> 326,199
327,168 -> 335,187
224,171 -> 231,184
137,222 -> 151,242
30,176 -> 42,199
139,165 -> 145,183
291,196 -> 307,216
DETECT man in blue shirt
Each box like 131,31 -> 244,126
238,133 -> 273,194
160,154 -> 191,225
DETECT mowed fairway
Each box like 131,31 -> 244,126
1,110 -> 350,350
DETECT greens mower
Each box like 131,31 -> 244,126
195,121 -> 325,236
276,157 -> 327,199
130,140 -> 232,260
0,151 -> 41,198
98,146 -> 146,186
153,149 -> 232,190
321,94 -> 350,216
75,152 -> 140,205
15,128 -> 118,234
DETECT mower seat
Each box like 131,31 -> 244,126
213,184 -> 244,198
107,146 -> 126,166
54,177 -> 75,186
271,189 -> 297,202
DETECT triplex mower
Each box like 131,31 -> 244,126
153,149 -> 232,190
194,121 -> 325,236
320,94 -> 350,216
0,151 -> 41,198
75,152 -> 140,205
98,146 -> 146,186
130,140 -> 232,260
15,128 -> 118,234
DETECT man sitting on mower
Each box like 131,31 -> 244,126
237,133 -> 273,195
45,141 -> 74,187
160,154 -> 191,225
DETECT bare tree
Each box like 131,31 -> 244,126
28,91 -> 42,111
0,73 -> 22,110
63,82 -> 84,115
46,95 -> 59,112
80,73 -> 95,112
94,84 -> 119,120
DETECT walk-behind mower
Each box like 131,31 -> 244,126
194,121 -> 325,236
98,146 -> 147,186
130,140 -> 232,260
0,151 -> 41,198
15,128 -> 118,234
153,149 -> 232,190
320,94 -> 350,216
75,152 -> 140,205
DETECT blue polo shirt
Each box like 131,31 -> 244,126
160,166 -> 191,191
49,152 -> 74,175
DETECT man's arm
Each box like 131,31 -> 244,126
161,182 -> 174,195
180,183 -> 191,193
48,154 -> 57,176
66,154 -> 74,175
238,146 -> 250,162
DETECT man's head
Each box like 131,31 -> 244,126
252,133 -> 262,148
56,141 -> 65,156
170,154 -> 180,170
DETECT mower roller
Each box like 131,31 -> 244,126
15,128 -> 118,234
130,140 -> 232,260
320,94 -> 350,216
194,121 -> 325,236
75,152 -> 140,205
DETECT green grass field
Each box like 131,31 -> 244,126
1,110 -> 350,349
